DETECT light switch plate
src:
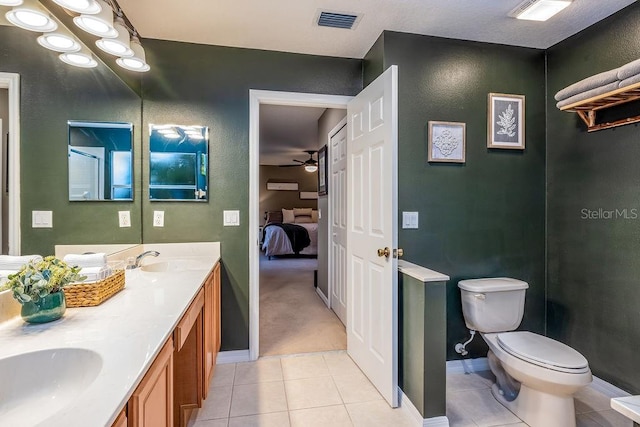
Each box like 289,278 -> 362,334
223,210 -> 240,226
153,210 -> 164,227
118,211 -> 131,227
402,211 -> 419,229
32,210 -> 53,228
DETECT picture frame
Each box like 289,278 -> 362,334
488,93 -> 525,150
317,145 -> 328,196
428,121 -> 466,163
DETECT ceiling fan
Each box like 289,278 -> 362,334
279,150 -> 318,172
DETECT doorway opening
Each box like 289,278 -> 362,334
0,72 -> 21,255
249,90 -> 352,360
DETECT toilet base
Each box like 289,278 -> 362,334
492,383 -> 577,427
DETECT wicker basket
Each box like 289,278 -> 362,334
64,269 -> 125,307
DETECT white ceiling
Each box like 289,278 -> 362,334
259,105 -> 327,166
118,0 -> 636,58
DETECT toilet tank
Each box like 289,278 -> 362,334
458,278 -> 529,333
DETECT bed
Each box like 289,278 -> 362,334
261,208 -> 318,258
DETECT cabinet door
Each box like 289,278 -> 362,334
203,262 -> 221,398
129,337 -> 174,427
111,408 -> 127,427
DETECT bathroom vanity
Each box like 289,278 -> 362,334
0,242 -> 221,427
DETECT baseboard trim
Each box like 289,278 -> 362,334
446,357 -> 490,374
316,287 -> 329,307
216,350 -> 251,364
399,389 -> 449,427
447,357 -> 630,399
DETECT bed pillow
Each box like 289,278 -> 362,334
265,211 -> 283,225
311,210 -> 318,223
293,208 -> 312,217
295,215 -> 313,223
282,208 -> 295,223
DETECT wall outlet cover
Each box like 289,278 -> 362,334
32,211 -> 53,228
223,210 -> 240,226
153,210 -> 164,227
118,211 -> 131,227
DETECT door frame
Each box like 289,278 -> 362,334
248,89 -> 352,361
0,73 -> 21,255
326,117 -> 347,319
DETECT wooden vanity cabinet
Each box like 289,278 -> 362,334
203,262 -> 221,398
128,337 -> 174,427
112,409 -> 127,427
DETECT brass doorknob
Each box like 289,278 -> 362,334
394,248 -> 404,258
377,247 -> 391,258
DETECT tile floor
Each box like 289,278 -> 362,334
189,351 -> 633,427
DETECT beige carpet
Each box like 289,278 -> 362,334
259,255 -> 346,356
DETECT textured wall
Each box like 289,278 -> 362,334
546,2 -> 640,393
380,31 -> 547,359
139,39 -> 362,350
0,25 -> 143,256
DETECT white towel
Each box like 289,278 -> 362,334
0,255 -> 43,271
76,265 -> 112,283
63,253 -> 108,269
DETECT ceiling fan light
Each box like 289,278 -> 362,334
73,0 -> 117,37
59,46 -> 97,68
5,0 -> 58,32
512,0 -> 571,21
50,0 -> 101,14
304,164 -> 318,173
37,30 -> 81,52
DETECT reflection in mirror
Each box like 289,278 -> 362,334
149,124 -> 208,201
68,121 -> 134,201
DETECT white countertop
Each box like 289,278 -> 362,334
398,260 -> 449,283
611,396 -> 640,423
0,243 -> 220,427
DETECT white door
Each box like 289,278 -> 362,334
330,122 -> 347,325
346,65 -> 399,407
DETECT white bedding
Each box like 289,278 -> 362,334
262,222 -> 318,257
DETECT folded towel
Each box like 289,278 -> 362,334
75,265 -> 112,283
619,73 -> 640,89
617,58 -> 640,81
0,255 -> 43,271
556,82 -> 619,109
63,253 -> 108,268
555,68 -> 619,101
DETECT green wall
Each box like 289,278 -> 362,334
546,2 -> 640,393
139,39 -> 362,350
0,25 -> 143,255
365,32 -> 547,359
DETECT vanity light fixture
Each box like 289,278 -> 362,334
0,0 -> 23,6
116,34 -> 150,72
510,0 -> 571,21
96,16 -> 133,57
37,27 -> 81,52
73,0 -> 117,37
304,164 -> 318,173
59,46 -> 98,68
50,0 -> 101,14
5,0 -> 58,32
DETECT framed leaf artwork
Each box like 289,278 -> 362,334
488,93 -> 525,150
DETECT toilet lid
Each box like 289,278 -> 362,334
497,332 -> 589,373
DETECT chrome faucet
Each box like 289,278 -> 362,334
132,250 -> 160,268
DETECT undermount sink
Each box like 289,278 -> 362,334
140,259 -> 210,272
0,348 -> 103,425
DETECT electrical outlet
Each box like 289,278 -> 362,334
153,210 -> 164,227
118,211 -> 131,227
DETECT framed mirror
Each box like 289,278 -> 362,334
149,124 -> 209,201
68,121 -> 134,201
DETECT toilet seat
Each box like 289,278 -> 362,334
497,331 -> 589,374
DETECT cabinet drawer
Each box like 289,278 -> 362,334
175,289 -> 204,351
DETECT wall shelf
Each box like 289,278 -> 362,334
560,81 -> 640,132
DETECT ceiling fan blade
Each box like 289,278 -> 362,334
279,164 -> 302,167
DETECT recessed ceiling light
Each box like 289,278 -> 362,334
59,46 -> 98,68
73,0 -> 117,37
116,35 -> 150,72
37,29 -> 81,52
96,17 -> 134,57
510,0 -> 572,22
50,0 -> 101,14
5,0 -> 58,32
0,0 -> 24,6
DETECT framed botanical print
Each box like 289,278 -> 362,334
488,93 -> 525,150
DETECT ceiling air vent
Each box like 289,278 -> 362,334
317,11 -> 359,30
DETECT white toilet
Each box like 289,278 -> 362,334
458,277 -> 592,427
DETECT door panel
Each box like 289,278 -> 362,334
346,65 -> 398,407
330,124 -> 348,325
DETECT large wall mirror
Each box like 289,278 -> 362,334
149,124 -> 209,201
68,121 -> 134,201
